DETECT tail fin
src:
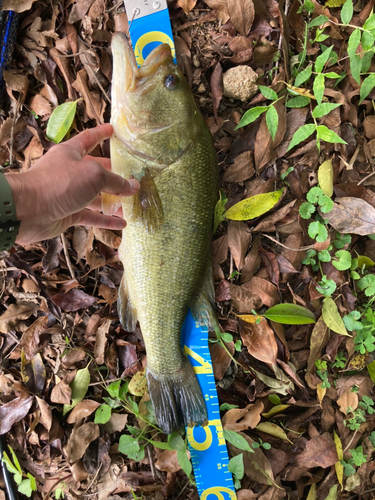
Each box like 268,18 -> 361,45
147,358 -> 207,434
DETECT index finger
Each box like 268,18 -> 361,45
64,124 -> 113,158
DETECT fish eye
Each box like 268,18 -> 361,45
164,74 -> 178,89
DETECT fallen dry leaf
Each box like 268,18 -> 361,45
66,422 -> 100,464
0,395 -> 34,435
323,197 -> 375,235
66,400 -> 101,424
293,433 -> 338,468
51,289 -> 97,311
0,303 -> 37,334
223,400 -> 264,430
240,318 -> 278,366
227,0 -> 254,35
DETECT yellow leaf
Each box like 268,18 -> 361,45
255,422 -> 293,443
237,314 -> 264,324
128,368 -> 147,397
225,190 -> 283,221
285,83 -> 328,101
322,297 -> 350,336
367,360 -> 375,383
357,254 -> 375,270
325,0 -> 346,6
317,382 -> 326,405
318,159 -> 333,197
262,404 -> 290,418
306,483 -> 316,500
333,431 -> 344,489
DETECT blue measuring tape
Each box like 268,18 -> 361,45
122,2 -> 236,497
182,312 -> 236,499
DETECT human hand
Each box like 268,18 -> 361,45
5,124 -> 139,246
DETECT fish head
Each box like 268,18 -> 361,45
111,32 -> 200,165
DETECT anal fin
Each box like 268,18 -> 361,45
133,168 -> 163,232
191,262 -> 219,331
117,274 -> 138,332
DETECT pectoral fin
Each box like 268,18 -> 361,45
102,193 -> 122,216
118,274 -> 138,332
133,168 -> 163,232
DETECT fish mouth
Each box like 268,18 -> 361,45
111,32 -> 173,93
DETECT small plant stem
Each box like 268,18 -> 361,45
42,474 -> 72,500
344,429 -> 358,453
61,232 -> 75,280
262,233 -> 315,251
358,168 -> 375,186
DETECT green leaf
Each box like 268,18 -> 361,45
317,276 -> 336,296
177,449 -> 192,478
148,440 -> 172,450
312,102 -> 341,119
357,274 -> 375,296
318,159 -> 334,197
228,453 -> 244,480
308,15 -> 329,28
363,13 -> 375,30
220,403 -> 239,411
295,65 -> 313,87
94,404 -> 112,424
106,380 -> 121,399
263,304 -> 316,324
1,451 -> 22,485
119,435 -> 145,461
315,45 -> 333,73
316,125 -> 347,144
259,85 -> 278,101
318,194 -> 334,213
46,100 -> 79,144
286,96 -> 311,108
221,332 -> 233,342
168,432 -> 186,452
361,30 -> 374,51
360,74 -> 375,104
343,311 -> 362,332
341,0 -> 353,25
307,186 -> 324,204
348,28 -> 361,59
8,446 -> 22,475
268,394 -> 281,405
333,250 -> 352,270
214,190 -> 228,233
350,54 -> 362,84
318,250 -> 331,262
225,190 -> 283,221
299,202 -> 316,219
334,232 -> 351,249
18,478 -> 34,498
266,105 -> 278,141
313,73 -> 325,104
308,220 -> 328,242
236,106 -> 268,129
287,123 -> 316,151
322,297 -> 350,336
324,72 -> 341,79
63,366 -> 91,415
361,52 -> 373,74
223,429 -> 254,453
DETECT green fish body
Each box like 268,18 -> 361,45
110,33 -> 218,434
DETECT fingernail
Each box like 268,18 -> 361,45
128,179 -> 140,191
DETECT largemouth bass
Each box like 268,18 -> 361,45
110,33 -> 218,434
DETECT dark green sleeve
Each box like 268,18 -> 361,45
0,173 -> 20,251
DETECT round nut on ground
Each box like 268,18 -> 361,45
223,65 -> 258,102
